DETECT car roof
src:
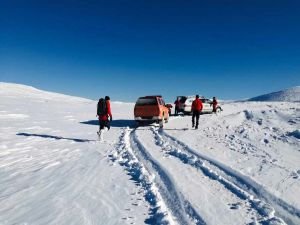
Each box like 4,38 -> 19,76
179,95 -> 205,99
139,95 -> 161,98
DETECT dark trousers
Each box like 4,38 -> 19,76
192,110 -> 200,128
175,106 -> 179,116
99,119 -> 110,130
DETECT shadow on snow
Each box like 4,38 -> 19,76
80,119 -> 136,128
16,132 -> 93,142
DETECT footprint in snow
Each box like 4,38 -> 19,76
229,202 -> 243,210
291,171 -> 299,179
288,119 -> 297,125
263,139 -> 269,144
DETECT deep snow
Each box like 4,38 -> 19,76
0,83 -> 299,225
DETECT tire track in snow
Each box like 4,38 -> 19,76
132,129 -> 206,225
153,127 -> 300,225
109,127 -> 177,225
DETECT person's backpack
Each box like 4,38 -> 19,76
97,98 -> 107,115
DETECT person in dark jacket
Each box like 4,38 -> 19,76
211,97 -> 218,114
97,96 -> 112,137
191,95 -> 203,129
174,97 -> 180,116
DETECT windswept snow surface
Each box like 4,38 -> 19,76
248,86 -> 300,102
0,83 -> 299,225
0,83 -> 148,225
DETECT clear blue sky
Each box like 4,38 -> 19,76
1,0 -> 299,102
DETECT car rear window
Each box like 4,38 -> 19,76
136,98 -> 158,106
178,96 -> 187,103
158,98 -> 166,105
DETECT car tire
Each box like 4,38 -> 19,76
159,114 -> 164,128
165,113 -> 169,123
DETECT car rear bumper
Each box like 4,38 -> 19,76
135,116 -> 161,121
179,108 -> 191,113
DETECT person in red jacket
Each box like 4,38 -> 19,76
211,97 -> 218,113
191,95 -> 203,129
97,96 -> 112,137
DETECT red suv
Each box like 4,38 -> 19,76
134,95 -> 169,127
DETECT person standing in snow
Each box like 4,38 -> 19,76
105,95 -> 112,124
97,96 -> 112,138
211,97 -> 218,114
174,97 -> 180,116
191,95 -> 203,129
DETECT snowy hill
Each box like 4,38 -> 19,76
248,86 -> 300,102
0,83 -> 300,225
0,82 -> 91,102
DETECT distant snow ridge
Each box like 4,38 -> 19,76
248,86 -> 300,102
0,82 -> 90,102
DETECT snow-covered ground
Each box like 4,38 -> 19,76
0,83 -> 299,225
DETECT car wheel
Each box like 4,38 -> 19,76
159,114 -> 164,128
165,113 -> 169,123
216,107 -> 222,113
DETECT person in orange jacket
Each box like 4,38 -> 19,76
191,95 -> 203,129
97,96 -> 112,136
